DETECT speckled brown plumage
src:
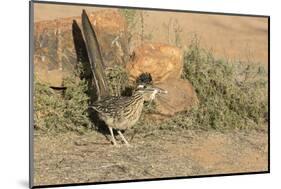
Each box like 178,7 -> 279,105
90,92 -> 144,131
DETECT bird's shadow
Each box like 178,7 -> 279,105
88,108 -> 109,134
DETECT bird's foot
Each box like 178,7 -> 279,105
124,143 -> 131,147
111,140 -> 118,145
112,142 -> 121,148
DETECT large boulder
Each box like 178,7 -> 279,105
34,18 -> 77,87
126,43 -> 183,84
154,78 -> 198,117
34,9 -> 129,87
89,10 -> 129,67
126,43 -> 198,120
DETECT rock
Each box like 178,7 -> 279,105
126,43 -> 198,120
150,78 -> 198,119
89,10 -> 129,67
34,18 -> 77,87
126,43 -> 183,84
34,9 -> 129,87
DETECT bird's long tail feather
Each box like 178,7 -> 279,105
81,10 -> 110,100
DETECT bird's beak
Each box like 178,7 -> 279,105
141,85 -> 168,94
153,86 -> 168,94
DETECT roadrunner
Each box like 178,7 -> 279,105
90,82 -> 167,146
81,10 -> 167,146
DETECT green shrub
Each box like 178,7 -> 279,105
170,38 -> 268,130
34,75 -> 92,134
105,65 -> 129,96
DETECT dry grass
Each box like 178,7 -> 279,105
34,129 -> 268,186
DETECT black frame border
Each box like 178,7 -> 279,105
29,0 -> 270,188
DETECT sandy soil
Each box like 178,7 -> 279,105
33,129 -> 268,186
33,3 -> 268,64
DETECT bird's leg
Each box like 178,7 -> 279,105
108,127 -> 117,145
117,130 -> 130,146
148,99 -> 153,107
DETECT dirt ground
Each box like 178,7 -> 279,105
32,3 -> 269,187
33,128 -> 268,186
